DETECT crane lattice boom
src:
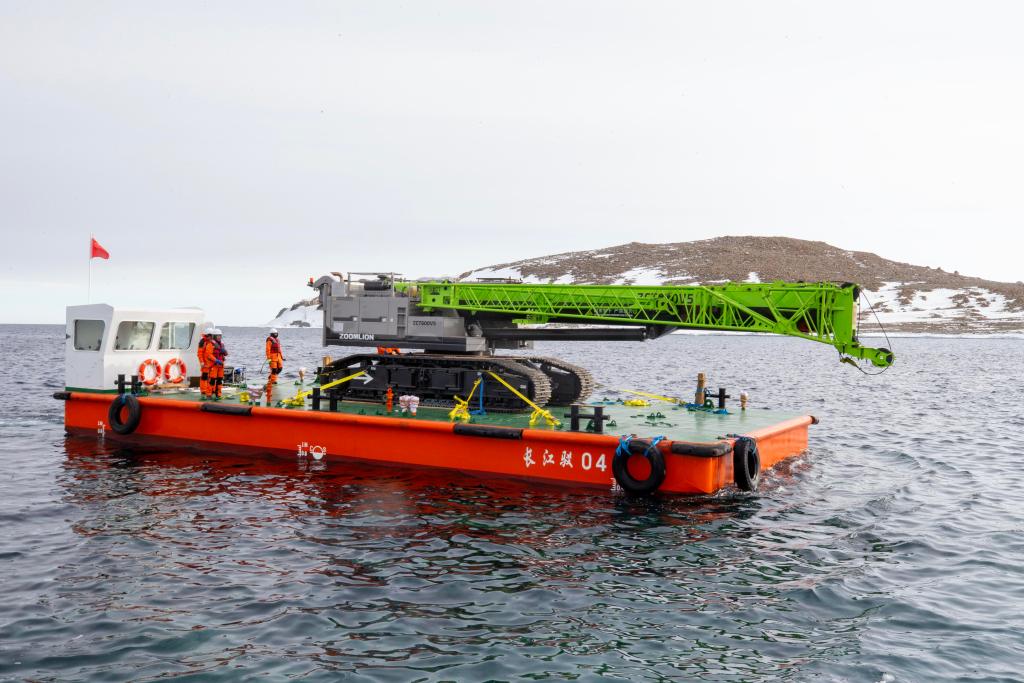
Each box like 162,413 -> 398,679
408,280 -> 892,367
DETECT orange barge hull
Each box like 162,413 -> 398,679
61,392 -> 812,495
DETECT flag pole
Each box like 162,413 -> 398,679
88,234 -> 92,304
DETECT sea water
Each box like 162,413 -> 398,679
1,324 -> 1022,681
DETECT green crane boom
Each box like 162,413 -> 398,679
313,274 -> 893,411
408,280 -> 893,368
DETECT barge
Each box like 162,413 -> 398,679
59,384 -> 814,495
58,276 -> 892,495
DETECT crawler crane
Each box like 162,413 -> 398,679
309,274 -> 893,411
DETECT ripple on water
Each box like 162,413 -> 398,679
1,327 -> 1023,681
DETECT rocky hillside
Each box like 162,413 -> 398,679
272,237 -> 1024,334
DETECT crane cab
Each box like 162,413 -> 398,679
311,273 -> 497,353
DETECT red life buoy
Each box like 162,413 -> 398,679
138,359 -> 162,385
164,358 -> 187,384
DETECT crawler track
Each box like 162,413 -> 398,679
319,353 -> 554,412
522,356 -> 595,405
317,354 -> 595,411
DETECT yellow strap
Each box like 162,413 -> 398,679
448,378 -> 481,422
292,370 -> 368,402
486,371 -> 561,428
619,388 -> 682,404
528,408 -> 560,428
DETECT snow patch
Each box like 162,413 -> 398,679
612,266 -> 665,285
861,283 -> 1020,325
463,266 -> 524,281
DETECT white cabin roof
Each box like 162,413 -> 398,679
66,304 -> 205,320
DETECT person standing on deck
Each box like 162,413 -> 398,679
264,328 -> 284,403
203,328 -> 228,400
196,324 -> 214,399
266,329 -> 284,386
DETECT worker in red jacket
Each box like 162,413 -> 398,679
266,328 -> 284,386
196,324 -> 213,398
203,328 -> 227,400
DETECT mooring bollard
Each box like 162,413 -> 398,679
563,404 -> 611,434
713,387 -> 730,409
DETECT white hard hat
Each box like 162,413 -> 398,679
269,328 -> 278,334
211,328 -> 223,335
203,323 -> 215,332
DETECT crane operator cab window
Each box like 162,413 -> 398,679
159,322 -> 195,350
114,321 -> 155,351
73,319 -> 105,351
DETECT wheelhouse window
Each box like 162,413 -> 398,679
159,322 -> 195,350
114,321 -> 155,350
73,319 -> 105,351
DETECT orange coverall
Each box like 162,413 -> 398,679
266,335 -> 283,385
203,337 -> 227,398
196,333 -> 210,397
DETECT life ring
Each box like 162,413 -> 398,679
108,394 -> 142,434
612,435 -> 667,495
164,358 -> 187,384
138,359 -> 162,386
732,436 -> 761,491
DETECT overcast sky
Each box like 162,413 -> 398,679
2,1 -> 1022,325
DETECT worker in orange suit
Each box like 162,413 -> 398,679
196,324 -> 213,398
266,328 -> 284,386
204,328 -> 228,400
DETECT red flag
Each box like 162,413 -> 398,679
90,237 -> 109,260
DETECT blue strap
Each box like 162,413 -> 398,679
471,376 -> 487,416
617,434 -> 665,460
615,434 -> 633,460
645,435 -> 665,458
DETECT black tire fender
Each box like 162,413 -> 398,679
108,395 -> 142,435
612,437 -> 667,495
732,436 -> 761,491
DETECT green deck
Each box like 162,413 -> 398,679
143,383 -> 803,443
